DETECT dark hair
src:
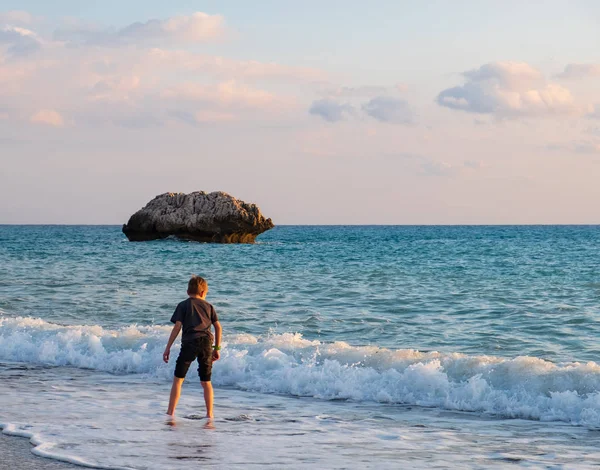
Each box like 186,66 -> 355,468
188,275 -> 208,295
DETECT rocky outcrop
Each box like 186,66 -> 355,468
122,191 -> 274,243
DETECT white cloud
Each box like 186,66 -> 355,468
0,25 -> 42,57
30,109 -> 64,127
437,61 -> 584,118
55,12 -> 225,46
309,99 -> 354,122
556,63 -> 600,80
463,62 -> 544,88
362,96 -> 413,124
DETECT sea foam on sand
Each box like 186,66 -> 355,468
2,363 -> 600,470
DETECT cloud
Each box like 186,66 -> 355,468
55,12 -> 225,46
0,10 -> 33,25
587,105 -> 600,120
111,112 -> 162,129
362,96 -> 413,124
437,61 -> 583,118
0,17 -> 312,129
316,83 -> 408,98
75,78 -> 288,129
319,85 -> 388,98
170,109 -> 236,125
397,153 -> 481,176
0,26 -> 42,57
80,79 -> 288,129
546,141 -> 600,155
585,126 -> 600,137
162,80 -> 290,109
309,95 -> 414,124
146,49 -> 325,82
0,11 -> 327,131
556,63 -> 600,80
309,99 -> 354,122
87,75 -> 141,103
30,109 -> 64,127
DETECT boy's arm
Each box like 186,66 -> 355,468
212,321 -> 222,361
163,321 -> 182,363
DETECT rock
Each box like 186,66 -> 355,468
122,191 -> 274,243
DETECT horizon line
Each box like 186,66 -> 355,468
1,223 -> 599,227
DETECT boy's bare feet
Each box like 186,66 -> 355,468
165,414 -> 176,427
203,419 -> 215,429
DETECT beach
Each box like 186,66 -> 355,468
0,434 -> 80,469
1,225 -> 600,468
2,0 -> 599,467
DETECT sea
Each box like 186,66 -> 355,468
1,225 -> 600,469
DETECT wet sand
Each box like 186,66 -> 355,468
0,434 -> 82,470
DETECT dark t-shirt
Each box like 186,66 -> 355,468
170,298 -> 219,343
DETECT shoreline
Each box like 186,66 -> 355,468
0,434 -> 84,469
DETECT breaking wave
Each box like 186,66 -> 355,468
1,316 -> 600,428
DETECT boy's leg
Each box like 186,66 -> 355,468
168,342 -> 196,415
200,381 -> 214,418
197,337 -> 214,418
167,377 -> 184,415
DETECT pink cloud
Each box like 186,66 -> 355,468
30,109 -> 64,126
587,105 -> 600,120
145,48 -> 326,82
87,75 -> 141,103
547,140 -> 600,154
0,16 -> 314,129
0,10 -> 33,25
162,80 -> 293,109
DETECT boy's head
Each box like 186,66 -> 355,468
187,275 -> 208,298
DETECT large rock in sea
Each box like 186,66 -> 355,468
122,191 -> 274,243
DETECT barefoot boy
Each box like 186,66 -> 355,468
163,276 -> 222,418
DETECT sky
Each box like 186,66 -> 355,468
1,0 -> 599,224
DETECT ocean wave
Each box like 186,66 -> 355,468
1,316 -> 600,428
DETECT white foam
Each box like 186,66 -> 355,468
2,316 -> 600,428
0,316 -> 170,375
1,423 -> 126,469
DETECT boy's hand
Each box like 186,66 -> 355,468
163,348 -> 170,363
212,350 -> 220,361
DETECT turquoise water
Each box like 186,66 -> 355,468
2,225 -> 600,469
1,225 -> 599,360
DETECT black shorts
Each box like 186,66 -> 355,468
174,337 -> 213,381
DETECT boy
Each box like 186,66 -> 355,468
163,275 -> 222,418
